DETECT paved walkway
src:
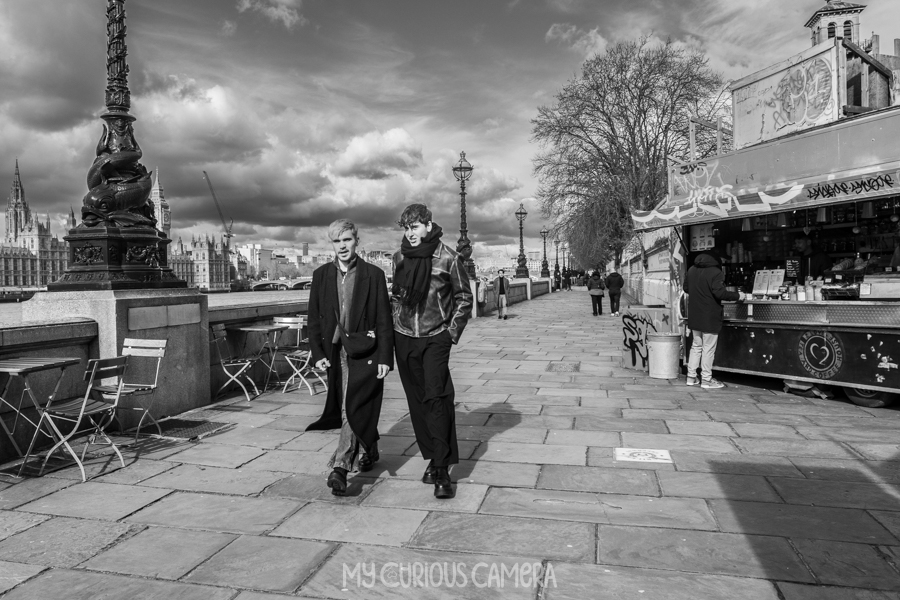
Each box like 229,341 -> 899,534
2,289 -> 900,599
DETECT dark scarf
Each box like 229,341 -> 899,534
393,224 -> 443,307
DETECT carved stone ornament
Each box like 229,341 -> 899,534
126,244 -> 160,267
73,244 -> 103,265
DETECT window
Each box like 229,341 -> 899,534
828,22 -> 836,39
844,20 -> 853,41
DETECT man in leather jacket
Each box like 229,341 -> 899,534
391,203 -> 473,499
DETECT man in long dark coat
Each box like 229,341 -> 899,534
306,219 -> 393,496
683,251 -> 746,389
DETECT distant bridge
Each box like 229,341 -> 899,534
250,278 -> 312,291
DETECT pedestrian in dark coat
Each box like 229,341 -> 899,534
683,251 -> 746,389
306,219 -> 393,496
586,271 -> 605,316
605,271 -> 625,316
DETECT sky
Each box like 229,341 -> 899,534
1,0 -> 899,258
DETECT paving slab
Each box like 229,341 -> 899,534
544,429 -> 619,447
597,524 -> 813,582
471,441 -> 586,465
0,510 -> 48,542
479,487 -> 717,530
623,409 -> 711,421
448,459 -> 541,488
91,459 -> 178,485
792,538 -> 900,590
658,471 -> 781,502
795,427 -> 900,444
1,569 -> 234,600
200,425 -> 301,449
869,511 -> 900,541
789,457 -> 900,484
770,477 -> 900,510
139,464 -> 286,495
544,562 -> 780,600
537,465 -> 658,496
0,477 -> 74,510
17,481 -> 171,521
0,517 -> 137,567
710,499 -> 898,544
404,439 -> 481,460
272,503 -> 427,546
777,582 -> 900,600
126,492 -> 302,534
362,479 -> 489,512
622,432 -> 738,454
409,512 -> 594,561
848,443 -> 900,462
184,535 -> 335,592
456,401 -> 542,415
0,561 -> 46,594
538,406 -> 622,417
587,447 -> 677,471
263,415 -> 321,431
507,394 -> 580,405
454,425 -> 548,443
731,422 -> 802,438
707,411 -> 814,426
301,543 -> 539,599
484,414 -> 574,429
665,420 -> 735,437
672,451 -> 805,477
575,417 -> 668,433
82,526 -> 235,579
733,438 -> 857,459
240,449 -> 332,475
165,442 -> 267,468
262,473 -> 379,504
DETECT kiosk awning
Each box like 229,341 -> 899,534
632,105 -> 900,232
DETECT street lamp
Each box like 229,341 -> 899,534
514,203 -> 529,279
452,152 -> 476,279
539,227 -> 550,278
553,239 -> 560,289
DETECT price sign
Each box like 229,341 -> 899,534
785,258 -> 800,280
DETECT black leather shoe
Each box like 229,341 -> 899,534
422,464 -> 437,484
358,446 -> 378,472
503,315 -> 508,320
326,469 -> 347,496
433,467 -> 454,499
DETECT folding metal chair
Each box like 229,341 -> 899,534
275,316 -> 327,395
94,338 -> 167,442
20,356 -> 129,482
273,316 -> 307,353
211,323 -> 260,402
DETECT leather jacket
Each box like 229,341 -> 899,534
391,243 -> 473,344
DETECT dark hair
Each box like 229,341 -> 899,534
398,204 -> 432,227
498,269 -> 505,274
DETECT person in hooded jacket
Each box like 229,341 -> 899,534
605,270 -> 625,316
586,271 -> 606,315
683,251 -> 748,389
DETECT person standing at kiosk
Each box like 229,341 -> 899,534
793,235 -> 832,282
684,251 -> 748,389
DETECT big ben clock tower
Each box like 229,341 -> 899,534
150,168 -> 171,251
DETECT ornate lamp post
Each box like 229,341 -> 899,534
539,227 -> 550,278
50,0 -> 182,291
514,203 -> 529,279
554,238 -> 560,288
452,152 -> 476,279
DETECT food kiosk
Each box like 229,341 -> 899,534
631,37 -> 900,407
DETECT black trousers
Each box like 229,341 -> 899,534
609,292 -> 621,313
394,330 -> 459,467
590,295 -> 603,315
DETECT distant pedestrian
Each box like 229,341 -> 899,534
391,203 -> 473,499
605,270 -> 624,317
306,219 -> 393,496
586,270 -> 605,316
493,269 -> 509,320
562,269 -> 571,291
683,251 -> 747,389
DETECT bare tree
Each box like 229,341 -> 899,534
532,37 -> 724,268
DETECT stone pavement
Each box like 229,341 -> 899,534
2,289 -> 900,599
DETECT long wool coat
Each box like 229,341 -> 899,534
305,258 -> 394,451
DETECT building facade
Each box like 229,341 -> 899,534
1,161 -> 73,287
170,235 -> 230,292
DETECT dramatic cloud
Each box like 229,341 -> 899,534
332,129 -> 424,180
236,0 -> 307,29
546,23 -> 608,57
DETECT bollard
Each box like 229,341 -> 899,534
648,333 -> 681,379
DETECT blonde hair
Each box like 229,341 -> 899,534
328,218 -> 358,240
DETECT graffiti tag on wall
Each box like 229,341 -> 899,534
806,174 -> 894,201
623,313 -> 657,369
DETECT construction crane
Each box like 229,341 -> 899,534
202,171 -> 234,241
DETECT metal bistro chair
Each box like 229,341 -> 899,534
211,323 -> 260,402
275,316 -> 327,395
20,356 -> 129,482
94,338 -> 167,442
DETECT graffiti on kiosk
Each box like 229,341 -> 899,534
806,174 -> 895,201
768,57 -> 835,132
622,312 -> 666,369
